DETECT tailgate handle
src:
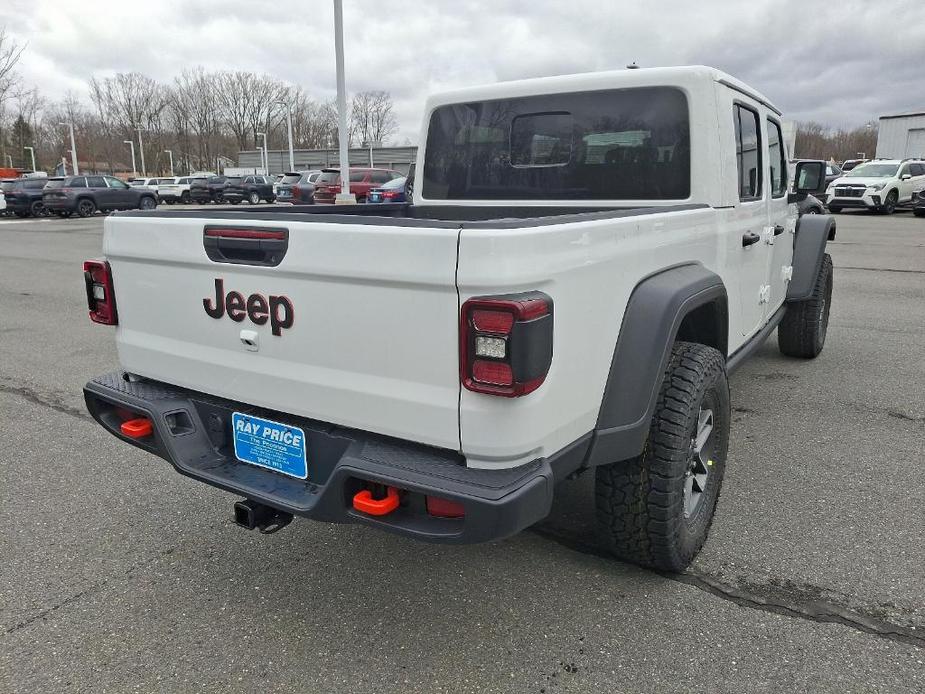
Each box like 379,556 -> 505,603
203,226 -> 289,267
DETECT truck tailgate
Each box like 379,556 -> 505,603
104,214 -> 461,450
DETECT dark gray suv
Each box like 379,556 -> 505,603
43,175 -> 158,217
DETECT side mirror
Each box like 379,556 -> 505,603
901,174 -> 912,180
788,160 -> 827,203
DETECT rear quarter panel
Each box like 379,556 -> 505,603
457,207 -> 734,468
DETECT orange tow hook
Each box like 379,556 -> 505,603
120,417 -> 153,439
352,486 -> 400,516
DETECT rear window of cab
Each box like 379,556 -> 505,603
422,86 -> 690,201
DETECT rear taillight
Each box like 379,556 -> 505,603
83,259 -> 117,325
460,292 -> 553,397
382,190 -> 399,199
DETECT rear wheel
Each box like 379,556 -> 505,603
880,190 -> 897,215
778,253 -> 833,358
77,199 -> 96,217
248,191 -> 260,204
595,341 -> 730,571
180,191 -> 191,204
139,196 -> 157,210
30,201 -> 46,217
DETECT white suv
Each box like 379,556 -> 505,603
826,159 -> 925,214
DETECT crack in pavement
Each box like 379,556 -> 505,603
3,548 -> 176,637
0,382 -> 90,421
529,526 -> 925,649
838,265 -> 925,275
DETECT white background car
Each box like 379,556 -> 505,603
155,176 -> 196,204
826,159 -> 925,214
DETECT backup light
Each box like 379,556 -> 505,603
460,292 -> 553,397
475,335 -> 506,359
83,259 -> 118,325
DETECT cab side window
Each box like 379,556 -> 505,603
734,104 -> 762,201
766,119 -> 787,198
105,177 -> 129,189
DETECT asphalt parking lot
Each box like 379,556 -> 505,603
1,210 -> 923,693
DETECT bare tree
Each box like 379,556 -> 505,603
89,72 -> 170,173
0,28 -> 26,109
350,90 -> 398,146
795,121 -> 879,161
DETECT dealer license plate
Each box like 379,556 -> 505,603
231,412 -> 307,479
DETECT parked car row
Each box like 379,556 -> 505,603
187,167 -> 406,205
1,175 -> 159,217
1,167 -> 414,218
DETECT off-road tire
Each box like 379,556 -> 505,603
778,253 -> 833,358
595,341 -> 730,572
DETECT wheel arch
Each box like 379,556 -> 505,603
584,263 -> 728,468
788,213 -> 835,301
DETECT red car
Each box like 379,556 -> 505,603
313,167 -> 403,204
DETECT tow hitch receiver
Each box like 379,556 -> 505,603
352,486 -> 400,516
233,499 -> 293,534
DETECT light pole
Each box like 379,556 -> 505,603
59,122 -> 78,174
164,149 -> 174,176
24,146 -> 36,171
333,0 -> 353,203
124,140 -> 137,178
61,157 -> 67,175
256,131 -> 268,174
274,101 -> 295,171
136,127 -> 146,177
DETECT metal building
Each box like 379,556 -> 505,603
875,112 -> 925,159
237,146 -> 418,175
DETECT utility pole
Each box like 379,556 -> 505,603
165,149 -> 174,176
124,140 -> 137,178
274,101 -> 295,171
256,132 -> 268,174
59,122 -> 78,174
24,146 -> 36,171
333,0 -> 354,203
136,127 -> 146,177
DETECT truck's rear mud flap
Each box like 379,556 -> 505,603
84,371 -> 554,544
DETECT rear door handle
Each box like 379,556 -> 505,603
742,231 -> 761,247
774,224 -> 785,236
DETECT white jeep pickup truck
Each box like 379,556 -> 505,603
83,66 -> 835,571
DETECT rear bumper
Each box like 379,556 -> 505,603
84,371 -> 565,544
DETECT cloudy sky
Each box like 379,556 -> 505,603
2,0 -> 924,143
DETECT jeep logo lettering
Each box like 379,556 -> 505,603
203,278 -> 294,336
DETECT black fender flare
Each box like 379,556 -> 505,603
788,214 -> 835,302
585,263 -> 728,467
